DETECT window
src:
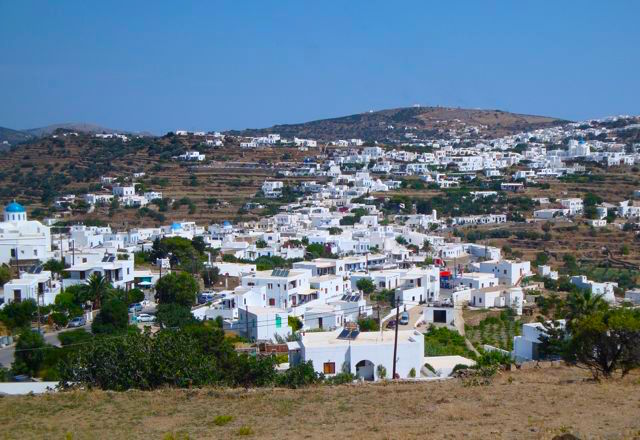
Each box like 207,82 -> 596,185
323,362 -> 335,374
268,283 -> 273,289
269,298 -> 275,306
34,249 -> 38,256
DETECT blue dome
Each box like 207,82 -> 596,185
171,222 -> 182,230
5,201 -> 25,213
223,220 -> 232,227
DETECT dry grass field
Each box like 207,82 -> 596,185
1,366 -> 639,439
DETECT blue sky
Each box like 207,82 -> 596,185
1,1 -> 639,134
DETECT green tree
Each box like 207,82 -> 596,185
535,252 -> 549,266
288,316 -> 303,332
155,272 -> 198,307
156,303 -> 196,328
356,278 -> 375,295
305,243 -> 333,259
565,307 -> 640,379
0,299 -> 37,330
43,259 -> 65,275
201,266 -> 220,288
92,298 -> 129,334
566,289 -> 608,329
0,265 -> 13,286
12,329 -> 47,377
84,272 -> 111,309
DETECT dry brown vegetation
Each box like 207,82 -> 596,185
1,366 -> 639,439
0,133 -> 318,226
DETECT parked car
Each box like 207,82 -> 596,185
386,319 -> 396,329
399,311 -> 410,325
129,303 -> 143,313
137,313 -> 156,323
198,293 -> 215,304
68,316 -> 86,328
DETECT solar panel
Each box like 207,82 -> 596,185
271,268 -> 290,277
28,265 -> 43,274
337,329 -> 360,340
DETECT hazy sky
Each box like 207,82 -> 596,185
1,1 -> 639,134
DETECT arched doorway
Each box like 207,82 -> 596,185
355,360 -> 375,381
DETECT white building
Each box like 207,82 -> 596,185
570,275 -> 616,303
241,268 -> 312,309
513,320 -> 566,362
478,260 -> 531,286
2,267 -> 61,306
235,306 -> 291,341
63,254 -> 135,291
559,198 -> 584,216
261,181 -> 284,199
289,328 -> 425,381
0,202 -> 52,266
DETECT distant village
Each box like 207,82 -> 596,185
1,114 -> 640,384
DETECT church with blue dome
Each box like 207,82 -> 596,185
4,201 -> 27,222
0,200 -> 52,266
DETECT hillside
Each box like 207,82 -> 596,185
0,132 -> 313,227
0,127 -> 35,147
22,122 -> 122,137
228,106 -> 570,141
0,366 -> 637,439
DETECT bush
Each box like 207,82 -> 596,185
357,317 -> 380,332
376,364 -> 387,379
12,330 -> 48,377
92,298 -> 129,334
408,367 -> 416,378
155,272 -> 198,307
0,299 -> 36,330
288,316 -> 303,332
424,326 -> 475,358
356,278 -> 375,295
51,312 -> 69,327
275,361 -> 323,389
237,427 -> 253,436
213,415 -> 233,426
156,303 -> 197,329
324,372 -> 356,385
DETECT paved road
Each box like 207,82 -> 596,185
0,324 -> 91,368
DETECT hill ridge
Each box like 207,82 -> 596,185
226,106 -> 570,141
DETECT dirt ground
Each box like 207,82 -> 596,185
1,366 -> 638,439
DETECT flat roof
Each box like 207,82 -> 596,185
300,328 -> 421,347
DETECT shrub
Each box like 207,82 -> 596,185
213,415 -> 233,426
324,372 -> 356,385
376,364 -> 387,379
275,361 -> 323,389
237,427 -> 253,436
92,298 -> 129,334
408,367 -> 416,378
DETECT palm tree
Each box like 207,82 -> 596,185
84,272 -> 110,310
566,288 -> 607,326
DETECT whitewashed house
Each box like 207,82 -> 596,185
288,328 -> 424,381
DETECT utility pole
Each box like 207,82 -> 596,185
72,240 -> 75,266
392,303 -> 400,379
245,305 -> 250,340
36,290 -> 41,333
